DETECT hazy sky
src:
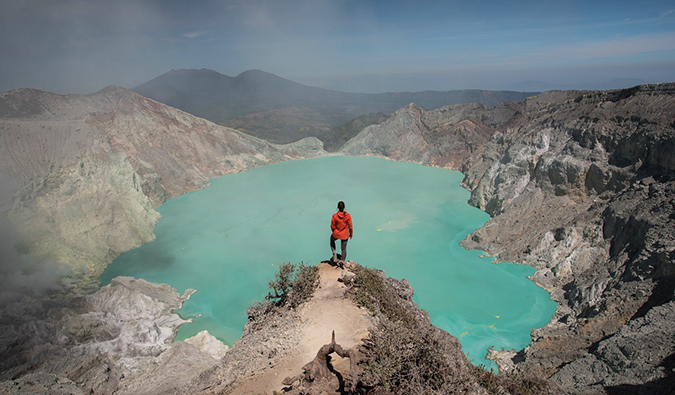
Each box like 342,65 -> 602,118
1,0 -> 674,94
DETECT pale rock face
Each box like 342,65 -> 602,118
67,277 -> 193,363
341,102 -> 495,169
184,330 -> 229,360
342,104 -> 431,163
7,142 -> 159,281
0,277 -> 223,394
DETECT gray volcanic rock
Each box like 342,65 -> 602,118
344,83 -> 675,392
0,86 -> 325,280
342,103 -> 433,163
342,102 -> 499,169
552,300 -> 675,394
172,307 -> 304,394
460,85 -> 675,383
0,277 -> 225,395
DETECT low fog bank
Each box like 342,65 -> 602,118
0,171 -> 72,306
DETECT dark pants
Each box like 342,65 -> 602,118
330,235 -> 348,261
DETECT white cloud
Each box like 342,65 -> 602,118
183,30 -> 207,39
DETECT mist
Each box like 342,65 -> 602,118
0,172 -> 71,305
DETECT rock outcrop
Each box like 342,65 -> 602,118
0,86 -> 325,282
343,83 -> 675,393
0,277 -> 225,395
342,102 -> 502,169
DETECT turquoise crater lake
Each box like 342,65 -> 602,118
100,155 -> 556,370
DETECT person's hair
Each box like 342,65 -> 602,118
337,201 -> 345,211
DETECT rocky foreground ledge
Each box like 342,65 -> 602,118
177,261 -> 559,394
0,262 -> 560,394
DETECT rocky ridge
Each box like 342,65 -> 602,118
341,101 -> 501,169
161,262 -> 558,395
343,83 -> 675,393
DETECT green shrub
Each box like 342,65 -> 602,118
265,262 -> 319,308
352,266 -> 417,328
361,319 -> 480,394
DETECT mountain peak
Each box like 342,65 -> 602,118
166,68 -> 222,75
132,68 -> 236,98
233,69 -> 291,85
94,85 -> 130,95
236,69 -> 277,78
151,68 -> 231,83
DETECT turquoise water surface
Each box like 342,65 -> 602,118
100,155 -> 556,370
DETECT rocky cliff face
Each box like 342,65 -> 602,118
0,87 -> 324,282
343,84 -> 675,393
0,277 -> 228,394
342,102 -> 504,169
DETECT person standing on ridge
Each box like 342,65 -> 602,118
330,201 -> 353,264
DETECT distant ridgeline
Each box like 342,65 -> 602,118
132,68 -> 538,146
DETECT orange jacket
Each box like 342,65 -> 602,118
331,211 -> 353,240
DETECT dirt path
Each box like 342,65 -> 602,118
228,262 -> 373,394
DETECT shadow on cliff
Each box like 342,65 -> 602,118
99,247 -> 177,283
605,352 -> 675,395
631,274 -> 675,320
